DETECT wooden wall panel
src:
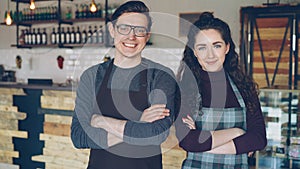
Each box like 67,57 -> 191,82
36,90 -> 186,169
0,89 -> 26,168
32,114 -> 89,169
252,17 -> 293,88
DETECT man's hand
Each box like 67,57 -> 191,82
140,104 -> 170,122
90,114 -> 106,128
90,114 -> 125,138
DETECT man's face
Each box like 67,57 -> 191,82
109,12 -> 150,60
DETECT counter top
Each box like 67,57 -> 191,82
0,82 -> 75,91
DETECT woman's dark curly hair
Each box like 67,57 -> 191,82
177,12 -> 259,114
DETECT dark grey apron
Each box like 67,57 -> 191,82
88,60 -> 162,169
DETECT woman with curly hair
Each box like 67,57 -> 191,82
175,12 -> 267,168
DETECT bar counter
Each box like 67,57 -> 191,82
0,82 -> 74,91
0,82 -> 185,169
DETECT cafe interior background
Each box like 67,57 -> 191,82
0,0 -> 300,168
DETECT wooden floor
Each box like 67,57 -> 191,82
0,163 -> 19,169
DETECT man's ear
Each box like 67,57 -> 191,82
146,32 -> 151,42
108,22 -> 115,38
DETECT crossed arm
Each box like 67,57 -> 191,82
182,115 -> 245,154
71,65 -> 177,149
182,115 -> 254,155
90,104 -> 170,147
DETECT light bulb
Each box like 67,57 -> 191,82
5,11 -> 12,26
90,0 -> 97,13
30,0 -> 35,10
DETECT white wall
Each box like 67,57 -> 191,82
0,0 -> 295,83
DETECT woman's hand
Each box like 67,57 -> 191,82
182,115 -> 196,129
140,104 -> 170,122
248,151 -> 254,157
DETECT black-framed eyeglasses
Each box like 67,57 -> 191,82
116,24 -> 148,37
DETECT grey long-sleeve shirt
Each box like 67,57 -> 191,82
71,58 -> 177,149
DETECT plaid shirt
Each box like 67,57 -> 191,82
182,76 -> 248,169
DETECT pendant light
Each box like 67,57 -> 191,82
90,0 -> 97,13
5,0 -> 12,26
30,0 -> 36,10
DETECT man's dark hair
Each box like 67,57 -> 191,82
111,1 -> 152,31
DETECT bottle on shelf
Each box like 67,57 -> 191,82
52,6 -> 58,20
22,9 -> 27,21
78,4 -> 83,19
30,9 -> 35,21
24,29 -> 29,45
46,7 -> 51,20
39,7 -> 44,20
36,28 -> 41,45
42,7 -> 47,20
19,30 -> 25,45
75,26 -> 81,44
65,6 -> 72,20
32,28 -> 36,45
35,8 -> 40,21
81,27 -> 87,44
75,4 -> 79,19
56,27 -> 60,44
42,28 -> 47,45
87,26 -> 93,44
27,28 -> 32,45
61,27 -> 66,44
65,27 -> 71,44
81,4 -> 87,18
87,5 -> 92,18
98,25 -> 104,44
97,3 -> 102,18
93,25 -> 98,43
70,27 -> 76,44
14,10 -> 21,22
50,27 -> 56,44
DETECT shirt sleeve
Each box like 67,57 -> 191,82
233,97 -> 267,154
71,67 -> 109,149
123,68 -> 177,145
175,88 -> 212,152
175,113 -> 213,152
175,65 -> 213,152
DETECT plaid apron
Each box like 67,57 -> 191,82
182,76 -> 248,169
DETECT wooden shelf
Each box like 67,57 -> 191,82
11,43 -> 108,48
65,17 -> 106,23
4,17 -> 106,27
11,44 -> 56,48
12,0 -> 72,3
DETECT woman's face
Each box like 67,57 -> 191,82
193,29 -> 229,72
109,12 -> 150,60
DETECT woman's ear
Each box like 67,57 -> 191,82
193,49 -> 198,58
108,22 -> 115,38
226,43 -> 230,54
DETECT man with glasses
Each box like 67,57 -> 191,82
71,1 -> 177,169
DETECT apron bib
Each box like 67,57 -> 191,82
182,76 -> 248,169
88,60 -> 162,169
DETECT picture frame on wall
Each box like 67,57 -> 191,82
179,12 -> 202,37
